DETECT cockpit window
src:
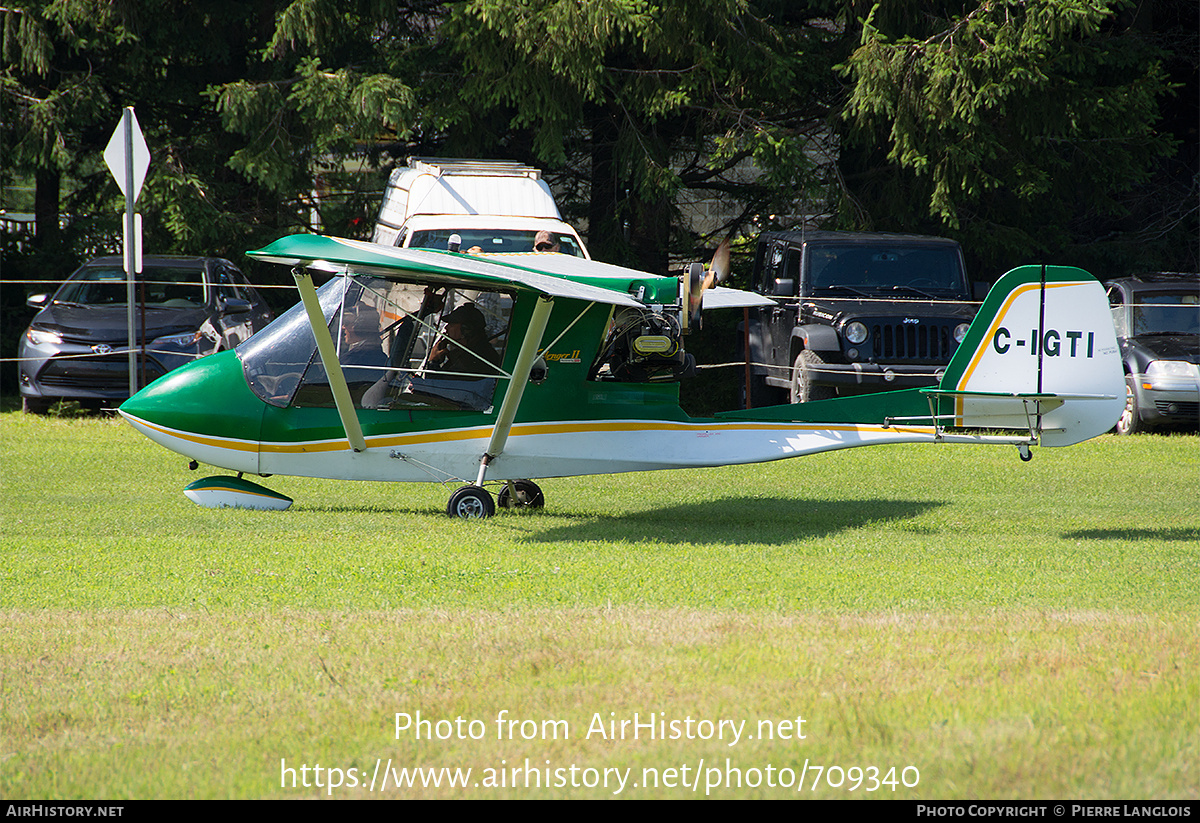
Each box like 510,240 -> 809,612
239,275 -> 513,412
239,277 -> 341,406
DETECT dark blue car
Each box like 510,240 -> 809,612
19,255 -> 274,413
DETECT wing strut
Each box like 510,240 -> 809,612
475,295 -> 554,485
293,269 -> 367,453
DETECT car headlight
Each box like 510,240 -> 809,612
1145,360 -> 1200,379
24,327 -> 62,346
154,331 -> 204,348
844,321 -> 868,344
953,323 -> 970,343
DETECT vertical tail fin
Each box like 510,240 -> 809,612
939,265 -> 1124,446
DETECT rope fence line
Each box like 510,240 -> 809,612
5,278 -> 990,303
3,278 -> 299,289
1,351 -> 784,372
1,347 -> 222,364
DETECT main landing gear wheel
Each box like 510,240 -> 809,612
447,485 -> 495,519
498,480 -> 545,510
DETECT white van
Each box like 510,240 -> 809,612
372,158 -> 589,258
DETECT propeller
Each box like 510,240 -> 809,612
684,237 -> 732,331
705,236 -> 731,290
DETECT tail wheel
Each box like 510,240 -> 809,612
790,350 -> 836,404
498,480 -> 545,510
447,485 -> 495,519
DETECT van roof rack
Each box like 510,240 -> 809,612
407,157 -> 542,180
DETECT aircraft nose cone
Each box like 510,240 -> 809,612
119,350 -> 264,473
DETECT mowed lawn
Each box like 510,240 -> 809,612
1,411 -> 1196,799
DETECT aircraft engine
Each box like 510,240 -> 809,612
591,308 -> 695,383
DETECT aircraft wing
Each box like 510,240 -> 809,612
250,234 -> 773,310
700,285 -> 776,309
249,234 -> 651,308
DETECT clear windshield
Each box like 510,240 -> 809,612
239,275 -> 512,412
55,264 -> 206,307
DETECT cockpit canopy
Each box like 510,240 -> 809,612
238,275 -> 513,412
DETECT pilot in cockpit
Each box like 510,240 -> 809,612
339,306 -> 388,383
427,303 -> 501,376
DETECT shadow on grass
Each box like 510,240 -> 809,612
1064,527 -> 1200,542
523,496 -> 944,545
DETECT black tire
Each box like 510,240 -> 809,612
1115,375 -> 1143,435
497,480 -> 545,510
447,485 -> 495,519
21,396 -> 50,414
789,350 -> 836,404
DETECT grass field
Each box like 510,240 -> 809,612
1,411 -> 1197,799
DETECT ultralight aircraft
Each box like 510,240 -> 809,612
118,234 -> 1125,516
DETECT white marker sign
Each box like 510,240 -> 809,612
104,109 -> 151,201
104,107 -> 151,396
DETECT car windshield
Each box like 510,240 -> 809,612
805,245 -> 968,296
1130,291 -> 1200,336
54,265 -> 206,307
408,229 -> 582,256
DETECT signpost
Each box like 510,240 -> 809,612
103,108 -> 150,397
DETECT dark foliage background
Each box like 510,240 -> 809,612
3,0 -> 1195,406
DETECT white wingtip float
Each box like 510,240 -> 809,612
118,235 -> 1124,517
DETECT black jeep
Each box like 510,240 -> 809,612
743,231 -> 982,406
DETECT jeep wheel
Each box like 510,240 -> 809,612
790,350 -> 835,404
1115,375 -> 1142,435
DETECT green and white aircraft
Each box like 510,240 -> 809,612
118,234 -> 1125,517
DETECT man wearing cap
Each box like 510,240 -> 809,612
533,230 -> 561,253
340,306 -> 388,383
428,303 -> 501,376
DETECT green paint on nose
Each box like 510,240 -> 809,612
120,350 -> 264,441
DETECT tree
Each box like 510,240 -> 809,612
835,0 -> 1186,278
223,1 -> 846,273
2,1 -> 121,254
213,0 -> 428,240
443,0 -> 844,271
1,0 -> 337,265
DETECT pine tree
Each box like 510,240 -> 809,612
836,0 -> 1183,276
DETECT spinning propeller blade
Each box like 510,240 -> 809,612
705,237 -> 731,290
685,237 -> 733,330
